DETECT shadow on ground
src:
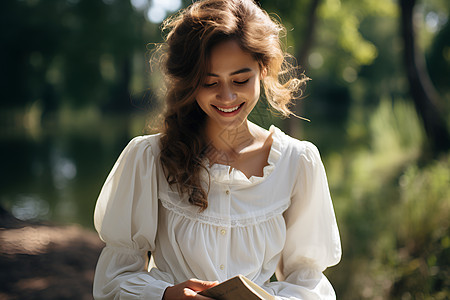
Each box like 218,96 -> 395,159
0,207 -> 104,300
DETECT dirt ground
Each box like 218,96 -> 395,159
0,207 -> 104,300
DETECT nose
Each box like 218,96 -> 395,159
217,83 -> 237,102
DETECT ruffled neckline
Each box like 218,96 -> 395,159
206,125 -> 284,185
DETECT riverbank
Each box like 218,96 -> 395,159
0,208 -> 104,300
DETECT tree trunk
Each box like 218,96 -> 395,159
288,0 -> 321,137
297,0 -> 321,68
399,0 -> 450,155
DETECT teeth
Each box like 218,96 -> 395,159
216,105 -> 240,113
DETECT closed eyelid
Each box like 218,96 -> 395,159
203,68 -> 253,87
234,78 -> 250,84
203,82 -> 217,87
204,77 -> 249,86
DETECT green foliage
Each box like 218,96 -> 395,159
428,15 -> 450,102
324,98 -> 449,299
1,0 -> 449,298
370,98 -> 424,157
0,0 -> 158,111
390,158 -> 450,299
318,0 -> 396,66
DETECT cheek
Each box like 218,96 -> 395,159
195,91 -> 212,113
249,79 -> 261,99
195,90 -> 206,104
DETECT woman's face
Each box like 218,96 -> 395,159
195,39 -> 264,131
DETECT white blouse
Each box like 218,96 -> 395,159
93,125 -> 341,300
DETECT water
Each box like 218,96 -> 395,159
0,105 -> 335,230
0,112 -> 148,229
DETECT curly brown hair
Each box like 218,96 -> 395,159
157,0 -> 306,211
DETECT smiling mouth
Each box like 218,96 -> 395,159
212,103 -> 245,113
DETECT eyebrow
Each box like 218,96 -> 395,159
207,68 -> 252,77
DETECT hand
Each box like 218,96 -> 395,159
163,278 -> 219,300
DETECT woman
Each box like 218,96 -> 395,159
93,0 -> 341,299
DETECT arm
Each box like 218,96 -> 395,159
93,136 -> 174,299
263,142 -> 341,300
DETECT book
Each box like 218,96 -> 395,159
198,274 -> 275,300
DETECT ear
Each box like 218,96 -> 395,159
260,67 -> 267,79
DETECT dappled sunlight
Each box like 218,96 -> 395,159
323,98 -> 449,299
11,195 -> 49,222
1,224 -> 100,255
0,0 -> 449,298
130,0 -> 182,23
0,222 -> 104,299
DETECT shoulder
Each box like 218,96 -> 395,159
123,133 -> 162,158
127,133 -> 162,148
271,126 -> 321,163
108,133 -> 163,174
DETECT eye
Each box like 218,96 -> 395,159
203,82 -> 217,88
234,79 -> 249,85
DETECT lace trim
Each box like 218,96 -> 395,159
159,198 -> 290,228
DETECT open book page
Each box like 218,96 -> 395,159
198,274 -> 275,300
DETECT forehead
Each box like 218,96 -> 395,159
208,39 -> 259,73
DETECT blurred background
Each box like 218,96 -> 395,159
0,0 -> 449,299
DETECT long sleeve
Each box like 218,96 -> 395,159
93,136 -> 173,299
263,141 -> 342,299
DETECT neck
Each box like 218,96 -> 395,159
205,119 -> 256,162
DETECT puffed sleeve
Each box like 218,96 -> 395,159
263,141 -> 342,299
93,136 -> 174,299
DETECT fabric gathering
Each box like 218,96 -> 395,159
93,126 -> 341,299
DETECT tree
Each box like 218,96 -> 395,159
0,0 -> 154,112
400,0 -> 450,155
